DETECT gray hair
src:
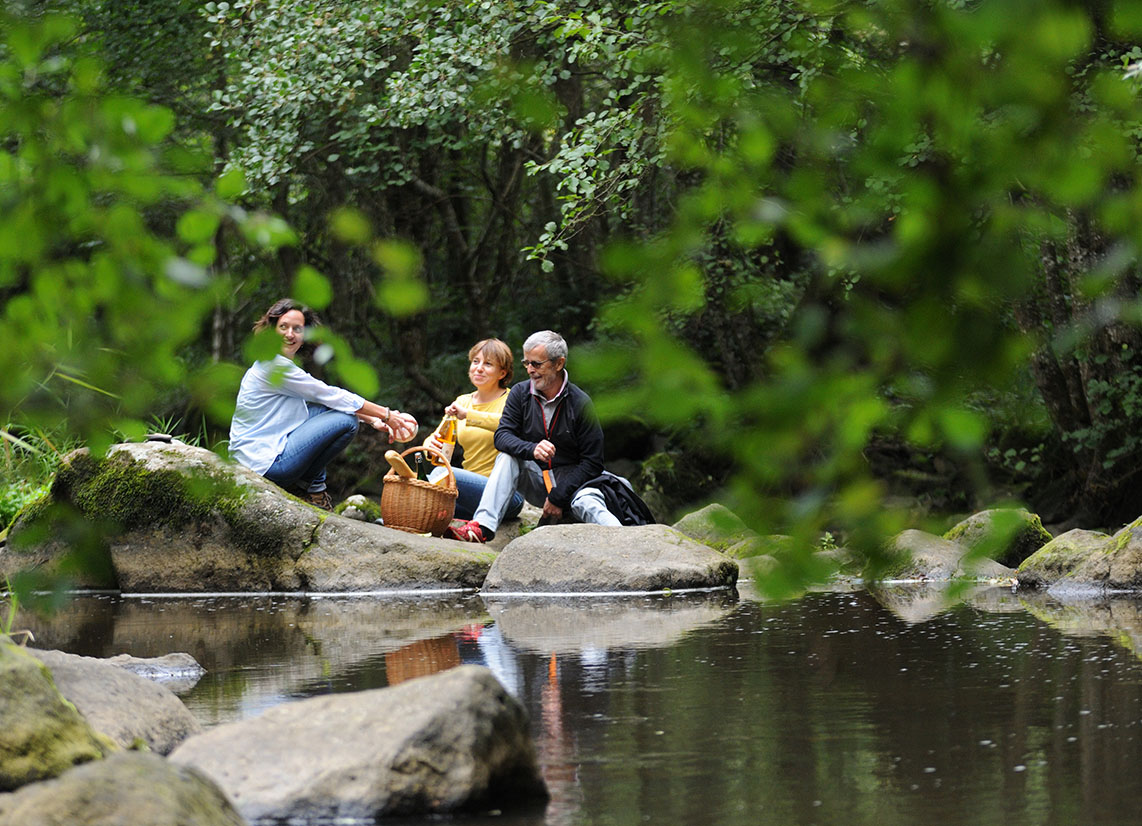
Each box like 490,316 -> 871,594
523,330 -> 568,361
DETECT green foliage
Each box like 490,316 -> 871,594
584,0 -> 1142,592
0,480 -> 51,534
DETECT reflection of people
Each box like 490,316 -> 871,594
449,330 -> 652,543
229,298 -> 418,510
422,339 -> 523,521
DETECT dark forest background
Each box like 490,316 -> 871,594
7,0 -> 1142,581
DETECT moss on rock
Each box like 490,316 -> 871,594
0,642 -> 115,792
1015,529 -> 1112,589
943,508 -> 1052,568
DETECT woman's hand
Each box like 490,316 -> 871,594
387,410 -> 419,443
359,414 -> 395,442
424,433 -> 445,454
444,402 -> 467,421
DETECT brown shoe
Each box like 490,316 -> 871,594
303,489 -> 333,511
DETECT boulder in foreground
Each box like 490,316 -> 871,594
26,649 -> 202,754
170,665 -> 546,822
0,642 -> 114,792
482,524 -> 738,593
0,752 -> 246,826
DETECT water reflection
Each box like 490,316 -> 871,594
15,586 -> 1142,825
483,591 -> 738,654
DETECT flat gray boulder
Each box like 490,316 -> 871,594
27,649 -> 202,754
944,507 -> 1052,567
0,752 -> 246,826
886,529 -> 1015,582
2,441 -> 493,592
170,665 -> 546,822
0,643 -> 114,792
482,524 -> 738,593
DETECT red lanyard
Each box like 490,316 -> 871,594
536,395 -> 562,491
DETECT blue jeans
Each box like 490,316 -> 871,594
265,404 -> 358,493
430,465 -> 524,522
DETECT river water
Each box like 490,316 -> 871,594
17,581 -> 1142,826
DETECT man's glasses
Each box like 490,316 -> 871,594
521,359 -> 550,369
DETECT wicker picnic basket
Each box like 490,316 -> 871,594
380,446 -> 458,535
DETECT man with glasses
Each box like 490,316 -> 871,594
448,330 -> 647,542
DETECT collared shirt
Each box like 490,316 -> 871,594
529,370 -> 570,430
229,355 -> 365,474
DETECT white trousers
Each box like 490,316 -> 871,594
473,452 -> 621,532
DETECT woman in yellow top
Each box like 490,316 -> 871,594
423,338 -> 524,521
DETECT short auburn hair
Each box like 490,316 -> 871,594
468,338 -> 513,388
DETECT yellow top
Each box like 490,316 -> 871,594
430,390 -> 509,476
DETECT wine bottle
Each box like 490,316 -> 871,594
414,450 -> 430,481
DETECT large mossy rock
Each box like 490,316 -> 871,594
0,752 -> 246,826
671,503 -> 754,550
885,530 -> 1015,582
1017,518 -> 1142,592
943,508 -> 1052,568
482,524 -> 738,593
26,649 -> 202,754
1015,529 -> 1112,590
0,643 -> 114,792
1,442 -> 493,592
169,665 -> 547,822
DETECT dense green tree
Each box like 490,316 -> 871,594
9,0 -> 1142,599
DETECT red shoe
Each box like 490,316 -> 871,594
447,520 -> 490,543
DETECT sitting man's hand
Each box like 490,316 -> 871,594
542,497 -> 563,521
533,439 -> 556,463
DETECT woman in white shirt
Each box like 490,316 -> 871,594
229,298 -> 417,510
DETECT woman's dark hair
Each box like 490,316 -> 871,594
253,298 -> 321,357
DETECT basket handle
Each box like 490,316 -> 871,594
384,445 -> 457,491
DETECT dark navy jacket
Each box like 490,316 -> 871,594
493,375 -> 604,509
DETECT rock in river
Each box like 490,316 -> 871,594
887,529 -> 1015,581
0,752 -> 245,826
481,523 -> 739,593
25,649 -> 202,754
943,507 -> 1052,568
1,441 -> 493,592
0,643 -> 114,792
169,665 -> 546,822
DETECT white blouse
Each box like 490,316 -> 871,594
228,355 -> 365,474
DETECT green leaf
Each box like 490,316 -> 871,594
293,265 -> 332,310
176,210 -> 221,245
329,207 -> 372,244
334,358 -> 379,398
215,167 -> 247,200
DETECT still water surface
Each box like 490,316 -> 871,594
20,582 -> 1142,826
